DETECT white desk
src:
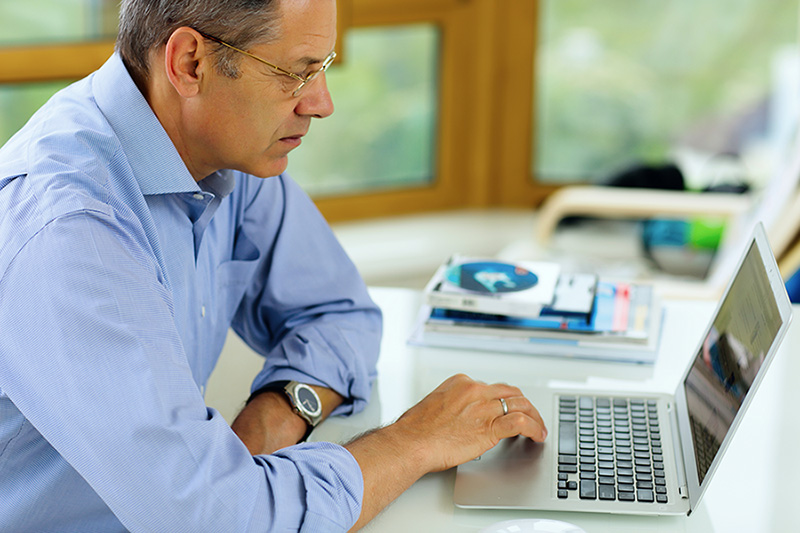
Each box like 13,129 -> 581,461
207,287 -> 800,532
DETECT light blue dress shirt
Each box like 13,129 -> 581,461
0,53 -> 382,532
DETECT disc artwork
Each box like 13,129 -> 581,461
444,261 -> 539,294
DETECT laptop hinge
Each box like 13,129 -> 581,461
667,401 -> 690,499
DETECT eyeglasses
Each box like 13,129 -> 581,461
196,30 -> 336,97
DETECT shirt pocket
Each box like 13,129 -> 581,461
215,231 -> 262,322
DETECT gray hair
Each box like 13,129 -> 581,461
116,0 -> 282,85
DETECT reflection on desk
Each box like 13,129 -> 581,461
207,287 -> 800,533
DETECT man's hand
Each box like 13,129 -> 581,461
346,374 -> 546,531
231,386 -> 344,455
393,373 -> 547,472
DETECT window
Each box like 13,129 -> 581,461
533,0 -> 800,189
288,24 -> 439,198
2,1 -> 797,220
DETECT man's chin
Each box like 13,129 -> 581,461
237,156 -> 290,179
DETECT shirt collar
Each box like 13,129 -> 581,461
92,53 -> 202,197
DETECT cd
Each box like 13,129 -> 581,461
444,261 -> 539,294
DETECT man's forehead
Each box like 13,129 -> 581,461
260,0 -> 337,64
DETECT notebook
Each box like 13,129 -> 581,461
454,222 -> 792,516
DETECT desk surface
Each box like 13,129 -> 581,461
208,287 -> 800,532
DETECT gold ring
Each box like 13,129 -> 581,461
499,397 -> 509,416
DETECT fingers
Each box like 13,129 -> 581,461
491,395 -> 548,442
430,374 -> 548,442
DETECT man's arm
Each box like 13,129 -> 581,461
346,374 -> 547,531
232,385 -> 344,454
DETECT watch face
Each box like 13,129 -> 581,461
296,386 -> 320,415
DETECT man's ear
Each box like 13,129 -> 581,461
163,27 -> 211,98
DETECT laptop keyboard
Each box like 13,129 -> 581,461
556,395 -> 669,504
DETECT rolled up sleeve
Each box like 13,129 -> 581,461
231,174 -> 382,416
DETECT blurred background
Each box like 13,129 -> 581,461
2,0 -> 799,289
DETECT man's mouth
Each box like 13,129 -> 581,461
279,133 -> 305,148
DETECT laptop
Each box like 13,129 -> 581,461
454,222 -> 792,516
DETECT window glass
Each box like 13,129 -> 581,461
533,0 -> 799,188
0,0 -> 117,46
287,24 -> 440,197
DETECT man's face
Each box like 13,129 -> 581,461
189,0 -> 336,179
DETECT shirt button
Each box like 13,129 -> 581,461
201,306 -> 206,317
193,193 -> 204,200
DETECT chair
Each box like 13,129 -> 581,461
499,128 -> 800,301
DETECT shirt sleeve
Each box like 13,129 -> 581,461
230,174 -> 383,416
0,207 -> 363,532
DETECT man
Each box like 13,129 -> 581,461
0,0 -> 547,531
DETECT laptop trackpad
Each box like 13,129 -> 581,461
454,435 -> 552,508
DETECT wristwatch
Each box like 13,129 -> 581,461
249,381 -> 323,442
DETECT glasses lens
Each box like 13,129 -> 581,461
292,52 -> 336,97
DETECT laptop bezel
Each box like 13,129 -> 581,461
672,222 -> 793,513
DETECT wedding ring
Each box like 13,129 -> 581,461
499,397 -> 509,416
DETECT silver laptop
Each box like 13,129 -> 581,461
454,222 -> 792,516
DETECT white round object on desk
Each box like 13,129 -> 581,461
479,518 -> 587,533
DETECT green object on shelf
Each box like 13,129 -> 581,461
688,218 -> 725,250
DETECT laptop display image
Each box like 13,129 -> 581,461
454,222 -> 792,516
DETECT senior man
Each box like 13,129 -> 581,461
0,0 -> 546,531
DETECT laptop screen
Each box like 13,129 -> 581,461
683,240 -> 783,485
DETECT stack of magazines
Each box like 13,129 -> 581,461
408,255 -> 663,363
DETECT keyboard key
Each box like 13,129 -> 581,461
619,492 -> 635,501
579,396 -> 594,410
580,480 -> 597,500
558,473 -> 568,481
655,486 -> 667,494
579,464 -> 596,472
558,480 -> 567,490
579,472 -> 596,480
598,476 -> 615,485
637,489 -> 655,502
636,480 -> 653,489
568,481 -> 578,490
558,489 -> 568,499
599,484 -> 616,500
559,421 -> 577,455
618,483 -> 634,493
559,455 -> 577,465
657,494 -> 668,504
617,476 -> 634,485
558,465 -> 577,473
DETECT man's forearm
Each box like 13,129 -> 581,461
231,386 -> 344,455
